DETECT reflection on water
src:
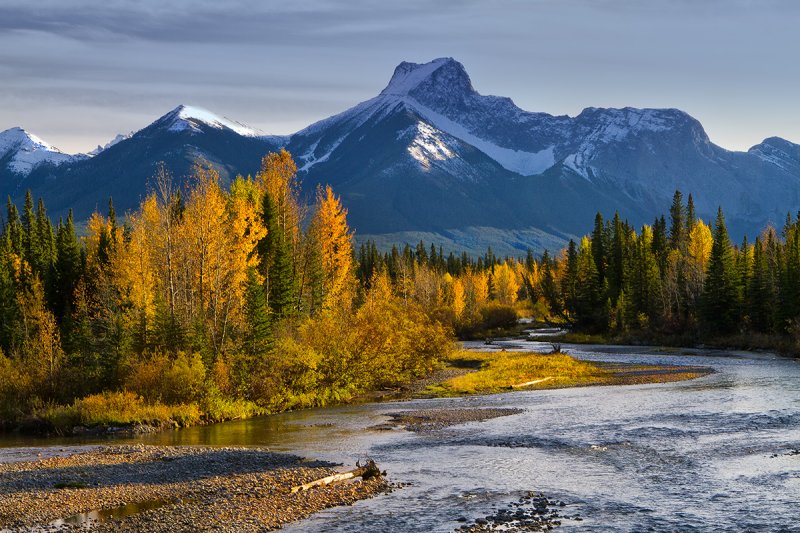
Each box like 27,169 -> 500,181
2,339 -> 800,531
51,499 -> 181,527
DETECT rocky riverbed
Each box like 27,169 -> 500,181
375,408 -> 524,433
0,445 -> 389,532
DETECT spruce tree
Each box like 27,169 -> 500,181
591,213 -> 607,284
668,190 -> 685,250
243,268 -> 273,355
748,237 -> 771,332
261,191 -> 296,318
701,207 -> 740,334
54,212 -> 82,322
686,194 -> 696,232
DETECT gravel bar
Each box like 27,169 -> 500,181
380,408 -> 524,433
0,445 -> 389,532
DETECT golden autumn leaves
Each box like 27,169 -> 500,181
85,149 -> 355,358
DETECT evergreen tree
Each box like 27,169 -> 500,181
608,212 -> 625,301
748,237 -> 772,332
591,213 -> 607,284
701,207 -> 740,334
261,191 -> 296,318
686,194 -> 696,232
54,212 -> 82,323
562,240 -> 579,318
668,190 -> 685,250
243,267 -> 273,355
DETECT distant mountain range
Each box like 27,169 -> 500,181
2,58 -> 799,255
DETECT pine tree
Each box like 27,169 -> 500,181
701,207 -> 740,334
668,190 -> 685,250
562,240 -> 579,318
575,237 -> 603,329
54,211 -> 82,322
261,191 -> 296,318
591,213 -> 607,283
686,194 -> 696,232
748,237 -> 772,332
243,267 -> 273,355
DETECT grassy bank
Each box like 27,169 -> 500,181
15,391 -> 264,436
423,349 -> 712,397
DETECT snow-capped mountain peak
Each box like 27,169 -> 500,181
0,126 -> 76,174
157,104 -> 265,137
381,57 -> 472,97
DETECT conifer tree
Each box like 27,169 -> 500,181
54,211 -> 82,322
686,194 -> 696,232
262,191 -> 296,318
591,213 -> 607,283
701,207 -> 740,334
243,267 -> 273,355
668,190 -> 685,250
748,237 -> 772,332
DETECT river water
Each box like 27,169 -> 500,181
2,339 -> 799,531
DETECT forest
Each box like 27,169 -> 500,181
1,150 -> 799,432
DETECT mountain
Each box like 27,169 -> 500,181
0,126 -> 83,175
282,58 -> 800,251
1,106 -> 284,220
2,60 -> 799,255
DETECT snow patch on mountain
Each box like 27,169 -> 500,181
748,137 -> 800,174
298,137 -> 344,172
564,107 -> 689,180
407,99 -> 556,176
163,105 -> 264,137
0,127 -> 75,174
404,122 -> 456,168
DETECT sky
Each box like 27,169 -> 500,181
1,0 -> 799,154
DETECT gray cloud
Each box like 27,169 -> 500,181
0,0 -> 798,153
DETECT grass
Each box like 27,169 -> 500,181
36,391 -> 202,432
424,349 -> 712,397
425,350 -> 612,396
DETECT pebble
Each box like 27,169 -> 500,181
0,445 -> 389,532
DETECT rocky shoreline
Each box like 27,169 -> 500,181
0,445 -> 389,532
375,408 -> 524,433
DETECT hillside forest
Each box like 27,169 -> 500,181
1,151 -> 799,431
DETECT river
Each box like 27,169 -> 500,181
2,338 -> 799,531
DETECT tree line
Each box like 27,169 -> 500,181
3,153 -> 797,430
538,191 -> 800,343
0,150 -> 453,427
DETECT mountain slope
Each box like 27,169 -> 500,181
2,60 -> 800,255
289,58 -> 800,250
3,106 -> 284,220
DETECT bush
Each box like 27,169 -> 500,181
478,303 -> 519,330
36,391 -> 201,431
125,351 -> 206,404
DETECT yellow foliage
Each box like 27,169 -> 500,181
493,262 -> 519,305
312,185 -> 355,313
688,220 -> 713,270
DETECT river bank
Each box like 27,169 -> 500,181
0,445 -> 389,532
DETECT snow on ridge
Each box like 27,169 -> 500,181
166,105 -> 264,137
405,98 -> 556,176
0,126 -> 75,174
381,58 -> 453,96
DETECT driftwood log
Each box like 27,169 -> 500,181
291,460 -> 381,493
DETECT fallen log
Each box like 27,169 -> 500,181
512,376 -> 554,388
291,460 -> 381,493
